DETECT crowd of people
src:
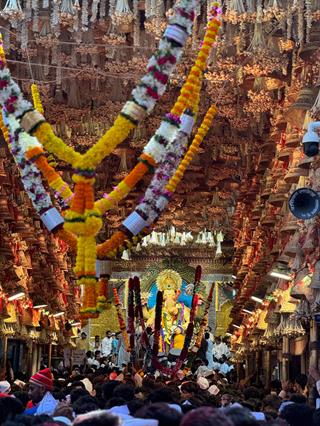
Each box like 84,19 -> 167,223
78,328 -> 234,377
1,329 -> 320,426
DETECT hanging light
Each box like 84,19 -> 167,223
242,309 -> 253,315
232,275 -> 237,280
53,312 -> 65,318
251,296 -> 264,304
8,287 -> 25,302
72,321 -> 81,327
232,324 -> 240,329
33,298 -> 48,309
269,266 -> 292,281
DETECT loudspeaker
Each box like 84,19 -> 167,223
289,187 -> 320,220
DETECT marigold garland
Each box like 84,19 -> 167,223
193,282 -> 214,350
96,277 -> 109,312
31,83 -> 44,115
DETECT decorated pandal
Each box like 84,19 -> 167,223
0,0 -> 320,382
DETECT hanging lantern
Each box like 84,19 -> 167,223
111,0 -> 134,34
1,0 -> 24,21
287,87 -> 317,127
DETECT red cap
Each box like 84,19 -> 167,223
29,368 -> 53,391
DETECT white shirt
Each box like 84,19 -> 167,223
101,336 -> 113,357
87,357 -> 100,368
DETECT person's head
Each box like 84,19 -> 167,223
73,410 -> 119,426
135,402 -> 182,426
72,395 -> 99,415
0,396 -> 24,424
127,398 -> 145,415
105,397 -> 126,409
94,351 -> 101,360
313,408 -> 320,426
294,374 -> 308,392
71,367 -> 81,378
94,335 -> 100,342
270,380 -> 282,394
148,388 -> 177,404
12,391 -> 29,408
180,381 -> 198,399
215,336 -> 222,344
280,403 -> 313,426
243,386 -> 261,401
205,332 -> 210,340
146,327 -> 153,335
106,330 -> 112,338
113,384 -> 135,402
28,368 -> 53,404
180,406 -> 233,426
102,381 -> 119,402
81,332 -> 87,340
290,394 -> 307,404
86,351 -> 93,359
70,387 -> 90,404
174,326 -> 183,335
221,393 -> 232,407
224,406 -> 259,426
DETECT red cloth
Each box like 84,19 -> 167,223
29,368 -> 53,391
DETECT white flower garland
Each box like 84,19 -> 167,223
3,113 -> 52,213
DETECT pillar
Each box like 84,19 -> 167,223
309,320 -> 318,372
282,337 -> 290,382
31,342 -> 38,375
245,356 -> 250,380
265,349 -> 271,387
37,345 -> 42,371
48,342 -> 52,368
2,336 -> 7,370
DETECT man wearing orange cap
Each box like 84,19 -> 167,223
25,368 -> 58,416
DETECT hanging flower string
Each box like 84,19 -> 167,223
193,282 -> 214,350
96,277 -> 109,312
128,277 -> 135,352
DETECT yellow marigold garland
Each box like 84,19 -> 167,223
166,105 -> 218,192
31,83 -> 44,115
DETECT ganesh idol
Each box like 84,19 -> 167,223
146,269 -> 192,350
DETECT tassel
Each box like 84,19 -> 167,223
32,0 -> 39,33
81,0 -> 88,31
119,149 -> 128,173
51,0 -> 61,36
310,89 -> 320,119
229,0 -> 245,14
90,0 -> 100,22
133,0 -> 140,47
61,0 -> 75,14
249,22 -> 266,51
99,0 -> 106,19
